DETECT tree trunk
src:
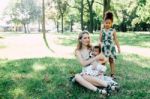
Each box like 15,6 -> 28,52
23,23 -> 27,33
81,0 -> 84,31
89,6 -> 93,33
101,0 -> 111,30
42,0 -> 46,34
61,13 -> 64,33
27,24 -> 30,33
87,0 -> 94,33
103,0 -> 111,19
42,0 -> 53,52
38,19 -> 41,32
70,19 -> 73,32
56,21 -> 59,32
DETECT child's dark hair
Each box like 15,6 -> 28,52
104,11 -> 113,22
93,45 -> 101,53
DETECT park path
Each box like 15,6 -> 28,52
0,33 -> 149,60
0,33 -> 75,60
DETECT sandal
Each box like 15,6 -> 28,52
96,88 -> 109,96
111,85 -> 120,92
111,74 -> 116,80
106,85 -> 112,95
69,76 -> 76,82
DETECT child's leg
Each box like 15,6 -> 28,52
109,57 -> 115,75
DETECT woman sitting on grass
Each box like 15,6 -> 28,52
74,31 -> 118,95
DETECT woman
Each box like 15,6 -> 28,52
74,31 -> 112,95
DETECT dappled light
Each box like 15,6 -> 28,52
12,74 -> 33,80
122,53 -> 150,68
11,87 -> 25,98
32,63 -> 46,72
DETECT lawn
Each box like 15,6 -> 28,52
57,32 -> 150,48
0,53 -> 150,99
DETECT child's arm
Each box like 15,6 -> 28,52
99,53 -> 108,64
113,30 -> 121,53
99,59 -> 107,64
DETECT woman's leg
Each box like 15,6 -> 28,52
75,74 -> 108,95
74,74 -> 97,91
109,57 -> 115,75
82,75 -> 108,87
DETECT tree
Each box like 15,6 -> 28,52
81,0 -> 84,31
87,0 -> 95,33
54,0 -> 68,33
42,0 -> 53,52
103,0 -> 111,18
66,0 -> 84,31
8,0 -> 41,33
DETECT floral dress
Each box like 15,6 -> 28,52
101,28 -> 117,59
79,50 -> 118,85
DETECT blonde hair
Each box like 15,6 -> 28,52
75,31 -> 92,54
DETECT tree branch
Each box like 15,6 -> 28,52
95,1 -> 103,6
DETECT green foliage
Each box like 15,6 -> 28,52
7,0 -> 41,26
136,0 -> 150,23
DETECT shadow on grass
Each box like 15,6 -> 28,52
0,54 -> 150,99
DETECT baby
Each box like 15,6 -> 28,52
82,45 -> 118,86
82,45 -> 107,77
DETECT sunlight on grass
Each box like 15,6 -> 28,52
142,42 -> 150,48
12,74 -> 33,80
122,53 -> 150,68
57,35 -> 77,46
32,63 -> 46,72
11,87 -> 25,98
0,45 -> 6,48
58,32 -> 150,48
0,36 -> 4,39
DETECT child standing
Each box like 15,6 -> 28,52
99,11 -> 121,79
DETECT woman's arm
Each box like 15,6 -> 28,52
113,30 -> 121,53
76,51 -> 98,66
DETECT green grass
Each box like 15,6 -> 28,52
0,54 -> 150,99
0,45 -> 6,48
57,32 -> 150,48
